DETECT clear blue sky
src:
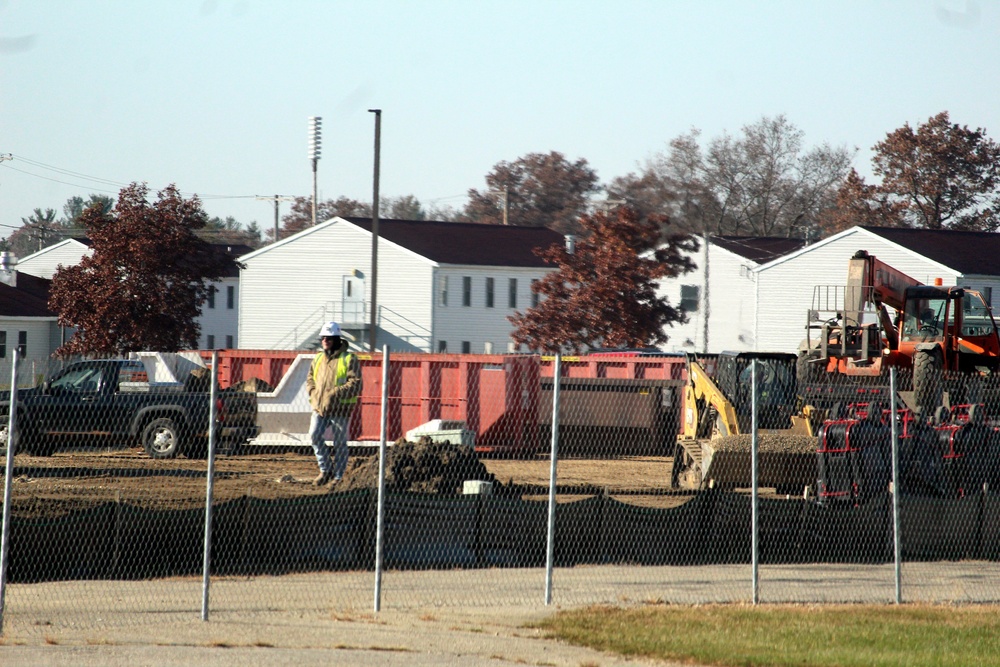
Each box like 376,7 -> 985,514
1,0 -> 997,240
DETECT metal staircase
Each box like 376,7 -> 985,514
269,302 -> 431,352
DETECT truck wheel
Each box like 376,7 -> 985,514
6,418 -> 53,456
143,418 -> 182,459
914,349 -> 944,416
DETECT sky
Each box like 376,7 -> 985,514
1,0 -> 998,241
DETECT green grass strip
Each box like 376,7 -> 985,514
534,604 -> 1000,667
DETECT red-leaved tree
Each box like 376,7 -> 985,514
822,111 -> 1000,232
49,183 -> 237,356
509,207 -> 698,353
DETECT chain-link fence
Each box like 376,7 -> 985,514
2,347 -> 1000,637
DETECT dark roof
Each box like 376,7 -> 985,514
342,218 -> 565,267
54,237 -> 250,278
15,273 -> 51,301
862,226 -> 1000,275
0,281 -> 54,318
214,244 -> 254,278
712,236 -> 807,263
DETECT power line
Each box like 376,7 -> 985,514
0,153 -> 266,203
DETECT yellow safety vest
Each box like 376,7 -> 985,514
312,351 -> 358,405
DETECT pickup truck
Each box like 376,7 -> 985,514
0,359 -> 258,459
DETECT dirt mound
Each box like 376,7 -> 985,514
339,437 -> 500,495
711,434 -> 816,454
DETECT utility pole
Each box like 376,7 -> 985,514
308,116 -> 322,226
368,109 -> 381,352
255,195 -> 295,243
702,230 -> 710,354
489,188 -> 511,225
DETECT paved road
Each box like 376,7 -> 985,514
1,604 -> 667,666
4,561 -> 999,666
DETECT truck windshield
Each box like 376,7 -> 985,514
50,366 -> 104,393
902,297 -> 948,342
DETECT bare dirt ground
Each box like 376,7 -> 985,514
1,440 -> 687,518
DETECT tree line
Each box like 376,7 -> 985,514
10,110 -> 999,255
276,110 -> 1000,241
11,110 -> 1000,355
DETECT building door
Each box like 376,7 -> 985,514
342,275 -> 365,324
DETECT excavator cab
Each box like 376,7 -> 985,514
713,352 -> 798,431
900,286 -> 1000,371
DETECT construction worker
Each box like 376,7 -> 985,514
306,321 -> 362,486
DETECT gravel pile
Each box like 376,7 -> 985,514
710,434 -> 817,454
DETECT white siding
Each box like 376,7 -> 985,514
655,242 -> 758,353
199,277 -> 240,348
753,228 -> 961,353
0,318 -> 58,369
16,240 -> 90,279
431,266 -> 553,353
238,220 -> 435,350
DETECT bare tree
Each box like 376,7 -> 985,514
609,116 -> 854,238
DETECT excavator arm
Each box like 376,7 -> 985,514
847,250 -> 921,314
681,357 -> 741,439
845,250 -> 923,351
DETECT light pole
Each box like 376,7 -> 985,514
308,116 -> 322,226
368,109 -> 381,352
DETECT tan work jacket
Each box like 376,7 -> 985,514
307,342 -> 362,418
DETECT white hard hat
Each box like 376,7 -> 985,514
320,321 -> 342,337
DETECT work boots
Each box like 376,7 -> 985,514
312,471 -> 333,486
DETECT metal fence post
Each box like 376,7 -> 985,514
374,345 -> 390,612
201,350 -> 219,621
890,367 -> 902,604
751,359 -> 759,605
0,349 -> 19,634
544,353 -> 562,605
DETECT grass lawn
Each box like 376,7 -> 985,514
533,604 -> 1000,667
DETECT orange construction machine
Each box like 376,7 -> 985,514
799,250 -> 1000,413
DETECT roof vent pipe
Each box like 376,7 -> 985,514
564,234 -> 576,255
0,251 -> 15,286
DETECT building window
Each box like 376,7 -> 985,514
207,287 -> 216,309
0,331 -> 6,358
226,285 -> 235,309
484,341 -> 493,354
17,331 -> 26,357
680,285 -> 700,312
439,276 -> 448,307
207,335 -> 215,349
461,341 -> 470,354
508,278 -> 517,308
462,277 -> 472,307
438,340 -> 447,352
485,277 -> 494,308
531,279 -> 540,307
225,335 -> 233,348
